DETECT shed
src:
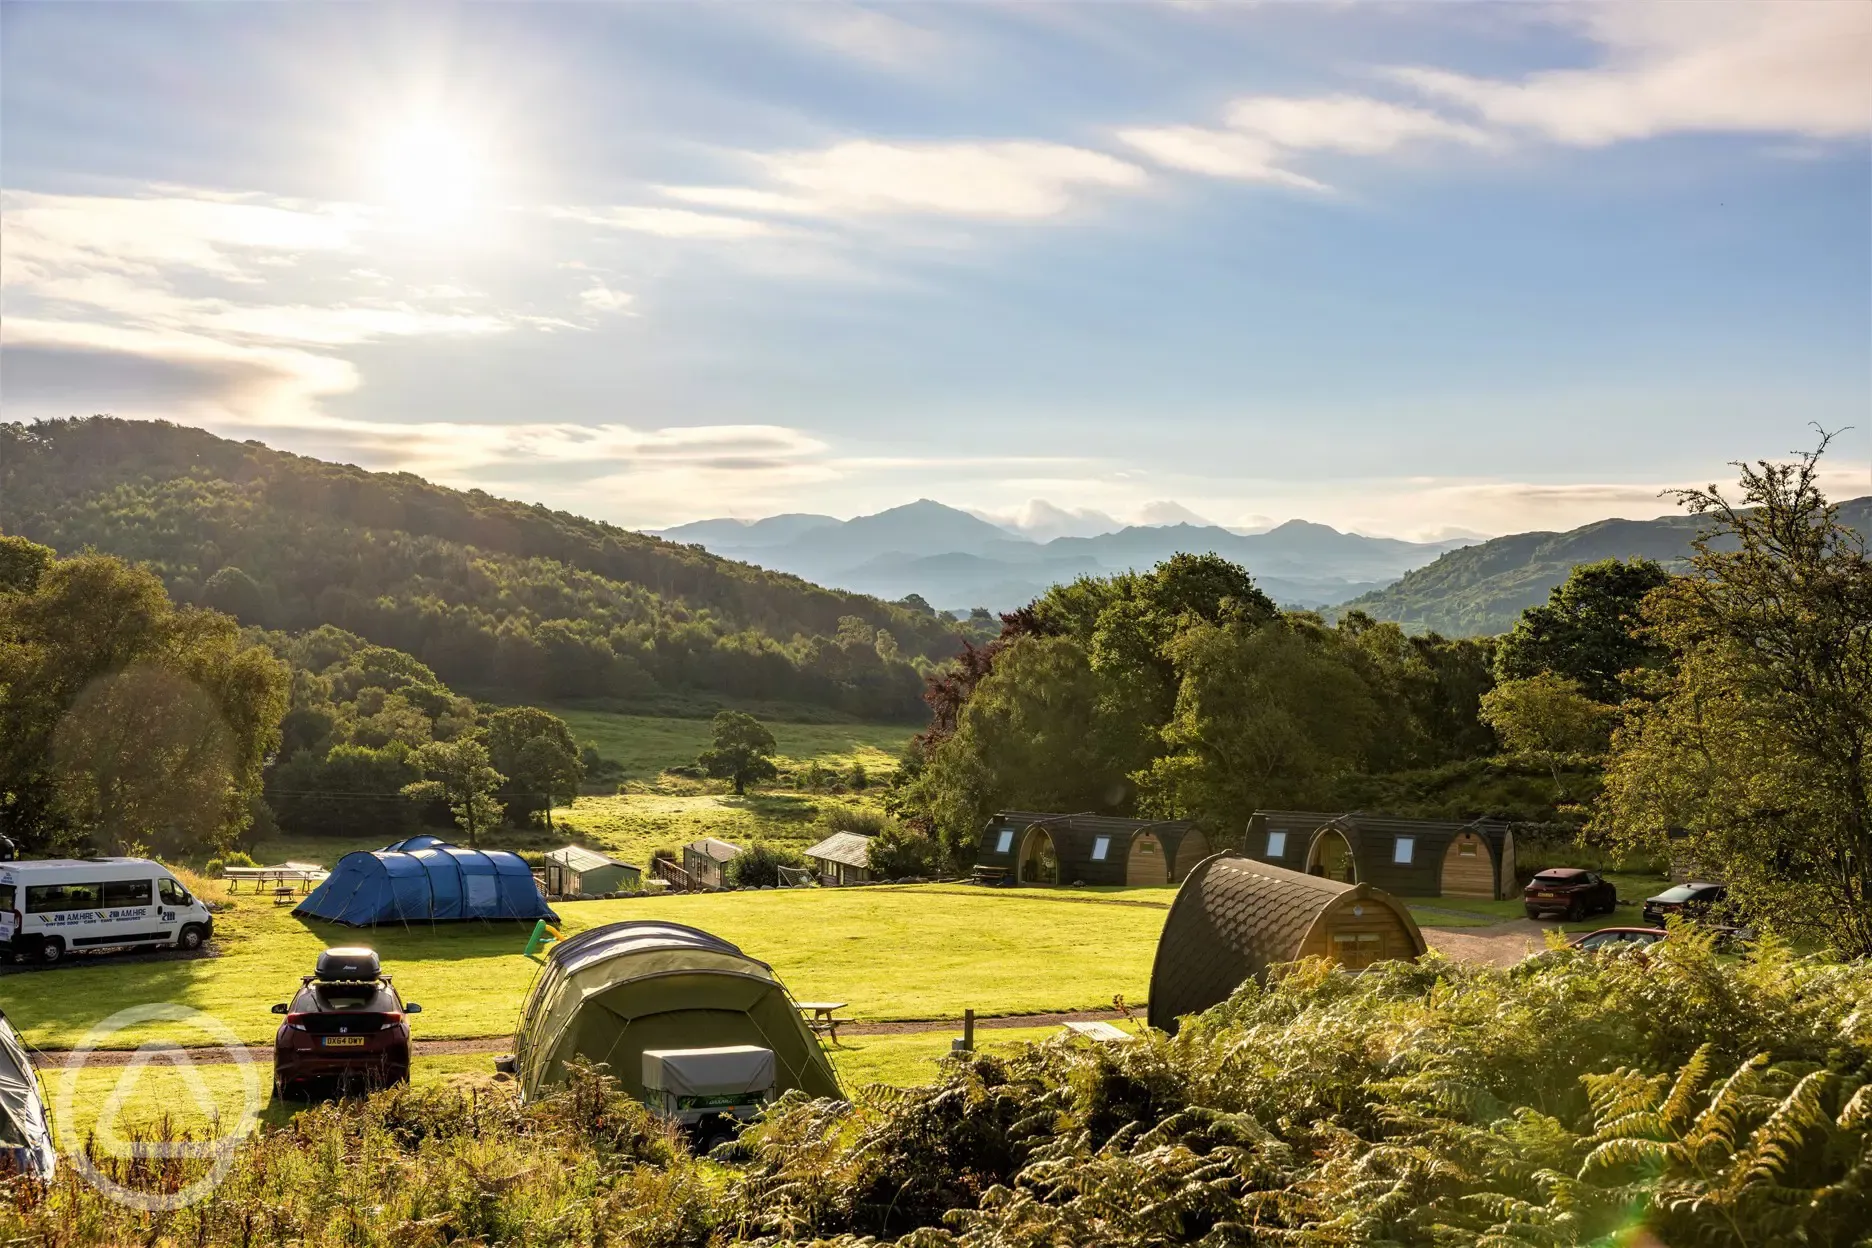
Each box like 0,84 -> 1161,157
541,845 -> 640,897
294,836 -> 559,926
683,838 -> 743,890
1241,810 -> 1516,900
974,811 -> 1211,887
803,832 -> 872,886
1148,855 -> 1427,1033
0,1009 -> 54,1178
510,919 -> 841,1103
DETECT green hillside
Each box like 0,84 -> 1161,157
1340,495 -> 1872,636
0,418 -> 961,719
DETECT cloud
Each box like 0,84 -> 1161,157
665,140 -> 1148,221
1392,2 -> 1872,146
762,4 -> 949,71
578,282 -> 634,313
1136,500 -> 1216,527
546,205 -> 777,239
972,499 -> 1123,541
1120,93 -> 1489,187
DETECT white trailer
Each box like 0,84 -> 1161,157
0,858 -> 214,964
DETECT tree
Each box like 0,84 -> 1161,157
200,566 -> 268,625
403,739 -> 505,847
0,550 -> 288,856
867,821 -> 942,879
725,840 -> 807,888
697,711 -> 778,795
1479,673 -> 1612,798
485,706 -> 584,827
1600,436 -> 1872,955
1496,558 -> 1672,702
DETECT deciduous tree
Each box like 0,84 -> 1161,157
698,711 -> 778,796
403,738 -> 505,847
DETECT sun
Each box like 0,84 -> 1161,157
373,117 -> 484,228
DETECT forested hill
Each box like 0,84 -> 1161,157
0,418 -> 963,719
1339,494 -> 1872,636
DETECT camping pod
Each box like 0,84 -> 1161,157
1148,855 -> 1426,1034
510,920 -> 840,1103
294,839 -> 558,926
973,811 -> 1212,887
0,1009 -> 55,1178
1242,810 -> 1517,900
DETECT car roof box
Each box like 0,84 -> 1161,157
315,946 -> 381,982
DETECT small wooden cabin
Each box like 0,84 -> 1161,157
1148,856 -> 1427,1033
683,838 -> 743,890
974,811 -> 1213,887
803,832 -> 872,887
540,845 -> 640,897
1242,810 -> 1516,901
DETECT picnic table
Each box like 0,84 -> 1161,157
1061,1020 -> 1134,1043
796,1002 -> 848,1044
224,864 -> 327,896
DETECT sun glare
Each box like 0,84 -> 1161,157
374,118 -> 483,228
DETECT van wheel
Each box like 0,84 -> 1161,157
177,925 -> 205,952
38,937 -> 65,965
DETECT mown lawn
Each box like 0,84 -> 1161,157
552,709 -> 913,782
0,882 -> 1167,1052
548,791 -> 869,866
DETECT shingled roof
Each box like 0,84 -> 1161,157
542,845 -> 622,874
803,832 -> 871,870
1148,856 -> 1418,1033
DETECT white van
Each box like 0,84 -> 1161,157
0,858 -> 214,964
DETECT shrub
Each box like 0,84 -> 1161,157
822,805 -> 890,837
867,822 -> 943,880
725,840 -> 807,889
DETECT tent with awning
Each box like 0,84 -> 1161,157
294,836 -> 558,926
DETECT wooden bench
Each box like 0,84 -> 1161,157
1062,1020 -> 1134,1043
796,1002 -> 849,1044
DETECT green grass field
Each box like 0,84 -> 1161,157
553,709 -> 913,782
0,878 -> 1168,1052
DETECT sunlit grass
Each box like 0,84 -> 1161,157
1,884 -> 1165,1051
553,709 -> 912,781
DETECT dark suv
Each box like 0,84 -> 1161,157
1643,882 -> 1727,927
272,947 -> 422,1097
1522,868 -> 1619,921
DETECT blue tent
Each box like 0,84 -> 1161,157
295,839 -> 559,926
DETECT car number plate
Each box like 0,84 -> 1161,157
321,1036 -> 367,1047
1536,892 -> 1557,899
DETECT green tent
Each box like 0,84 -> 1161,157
512,920 -> 841,1103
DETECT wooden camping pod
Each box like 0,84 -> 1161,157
1147,855 -> 1427,1034
1241,810 -> 1517,901
975,812 -> 1211,887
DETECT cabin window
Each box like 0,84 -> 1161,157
1393,837 -> 1416,865
26,882 -> 102,912
1091,836 -> 1111,861
1332,931 -> 1386,968
995,829 -> 1014,854
102,879 -> 153,907
1265,830 -> 1287,858
1458,840 -> 1479,857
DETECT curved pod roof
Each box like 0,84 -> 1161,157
294,839 -> 558,926
514,920 -> 841,1104
1148,854 -> 1426,1033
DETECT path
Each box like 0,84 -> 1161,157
1424,918 -> 1563,967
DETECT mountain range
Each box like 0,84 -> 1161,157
1339,494 -> 1872,636
655,502 -> 1473,611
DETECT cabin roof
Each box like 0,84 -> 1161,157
988,810 -> 1196,837
803,832 -> 871,870
686,838 -> 743,862
543,845 -> 627,874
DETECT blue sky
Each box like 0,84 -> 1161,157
3,1 -> 1868,539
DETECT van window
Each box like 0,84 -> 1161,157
159,878 -> 191,906
103,879 -> 154,907
0,884 -> 12,911
27,882 -> 103,912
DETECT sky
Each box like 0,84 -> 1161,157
3,1 -> 1869,541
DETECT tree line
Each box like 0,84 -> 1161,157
0,418 -> 960,720
0,538 -> 592,857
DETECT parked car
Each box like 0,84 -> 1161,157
1569,926 -> 1667,953
271,947 -> 421,1098
1522,868 -> 1619,921
1643,882 -> 1728,927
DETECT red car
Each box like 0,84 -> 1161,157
1522,868 -> 1619,921
271,947 -> 422,1098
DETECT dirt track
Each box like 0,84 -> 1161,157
1424,918 -> 1567,967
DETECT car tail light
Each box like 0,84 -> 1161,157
284,1013 -> 309,1031
379,1013 -> 403,1030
